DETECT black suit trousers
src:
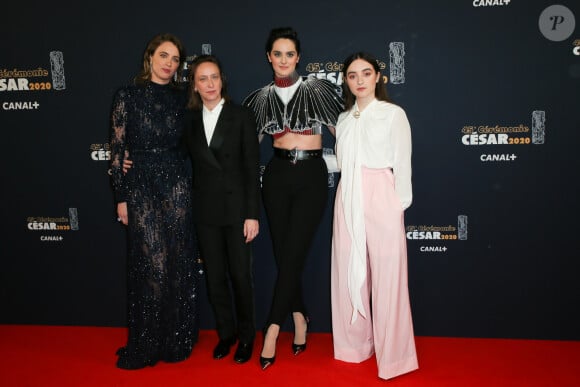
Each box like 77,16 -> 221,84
197,222 -> 256,343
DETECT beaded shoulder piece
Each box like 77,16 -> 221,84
243,76 -> 343,136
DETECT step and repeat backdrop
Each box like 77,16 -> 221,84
2,1 -> 579,340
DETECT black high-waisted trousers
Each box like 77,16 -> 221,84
261,155 -> 328,326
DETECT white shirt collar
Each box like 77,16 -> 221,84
203,98 -> 225,115
202,98 -> 225,145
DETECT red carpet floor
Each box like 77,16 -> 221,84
1,325 -> 579,386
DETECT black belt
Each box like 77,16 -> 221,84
273,148 -> 322,164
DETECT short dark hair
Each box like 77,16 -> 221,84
265,27 -> 301,55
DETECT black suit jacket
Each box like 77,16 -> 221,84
183,102 -> 260,226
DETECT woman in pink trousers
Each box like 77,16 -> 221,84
331,52 -> 418,380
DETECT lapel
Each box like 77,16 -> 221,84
192,110 -> 222,170
209,103 -> 231,152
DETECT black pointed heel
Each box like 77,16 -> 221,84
260,326 -> 278,370
259,354 -> 276,370
292,314 -> 309,356
292,342 -> 306,356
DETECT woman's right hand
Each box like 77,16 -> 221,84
122,159 -> 133,174
117,202 -> 128,225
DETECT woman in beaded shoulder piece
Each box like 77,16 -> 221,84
331,52 -> 418,380
243,26 -> 343,370
110,33 -> 198,369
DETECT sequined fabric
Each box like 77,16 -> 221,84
110,81 -> 198,369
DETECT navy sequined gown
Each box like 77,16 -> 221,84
110,81 -> 198,369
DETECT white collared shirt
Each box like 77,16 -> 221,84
202,98 -> 225,145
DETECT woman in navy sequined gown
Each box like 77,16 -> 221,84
110,33 -> 198,369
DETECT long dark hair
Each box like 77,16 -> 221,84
186,55 -> 230,110
342,52 -> 391,111
135,33 -> 185,85
265,27 -> 301,55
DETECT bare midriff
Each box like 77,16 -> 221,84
273,132 -> 322,150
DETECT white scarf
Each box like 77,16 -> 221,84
335,99 -> 379,323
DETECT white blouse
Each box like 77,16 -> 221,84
202,98 -> 225,145
335,98 -> 412,322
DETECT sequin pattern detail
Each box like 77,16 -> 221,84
110,82 -> 198,369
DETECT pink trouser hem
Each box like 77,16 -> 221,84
333,345 -> 374,363
378,354 -> 419,380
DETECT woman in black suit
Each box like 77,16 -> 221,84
183,55 -> 260,364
